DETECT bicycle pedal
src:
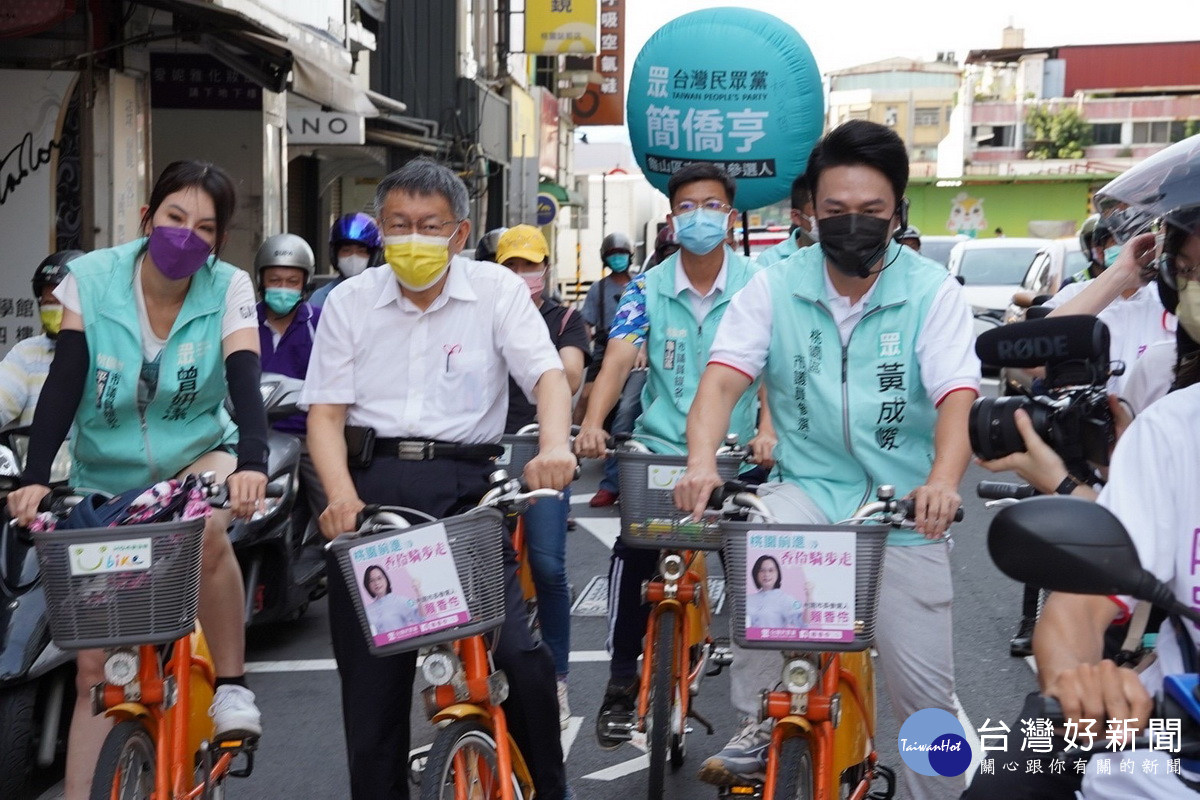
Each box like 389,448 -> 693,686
212,734 -> 260,753
717,784 -> 762,798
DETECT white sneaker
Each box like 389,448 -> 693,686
557,679 -> 571,729
209,684 -> 262,739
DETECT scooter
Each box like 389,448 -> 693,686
230,374 -> 327,626
0,426 -> 75,798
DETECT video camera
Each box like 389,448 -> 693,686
969,316 -> 1119,466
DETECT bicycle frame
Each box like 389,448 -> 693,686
758,649 -> 878,800
422,634 -> 535,800
94,627 -> 240,799
635,548 -> 713,736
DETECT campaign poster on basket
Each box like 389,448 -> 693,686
348,522 -> 470,646
744,529 -> 855,643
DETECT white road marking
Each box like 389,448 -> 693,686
562,716 -> 583,758
576,516 -> 620,549
956,694 -> 982,787
571,492 -> 597,506
245,650 -> 612,673
245,659 -> 337,672
582,754 -> 650,781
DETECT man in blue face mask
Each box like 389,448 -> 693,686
575,162 -> 775,747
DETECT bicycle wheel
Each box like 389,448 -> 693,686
89,719 -> 155,800
420,718 -> 526,800
772,736 -> 814,800
647,607 -> 677,800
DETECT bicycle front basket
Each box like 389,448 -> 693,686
330,507 -> 508,657
617,450 -> 742,551
35,517 -> 205,649
723,521 -> 889,652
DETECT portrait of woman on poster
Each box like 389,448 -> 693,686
362,564 -> 423,635
746,555 -> 807,628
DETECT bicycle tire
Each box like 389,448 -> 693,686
89,719 -> 156,800
419,718 -> 526,800
772,735 -> 815,800
647,607 -> 677,799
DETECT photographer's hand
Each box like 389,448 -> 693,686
977,409 -> 1097,498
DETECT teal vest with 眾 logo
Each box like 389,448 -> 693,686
764,242 -> 946,545
69,238 -> 238,494
633,248 -> 760,455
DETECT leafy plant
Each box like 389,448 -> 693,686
1025,106 -> 1093,159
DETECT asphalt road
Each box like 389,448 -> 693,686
28,414 -> 1041,798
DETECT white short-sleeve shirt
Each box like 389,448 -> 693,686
1044,281 -> 1176,397
301,258 -> 564,444
1085,383 -> 1200,796
709,266 -> 981,407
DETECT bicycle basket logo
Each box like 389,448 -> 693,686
647,464 -> 686,490
69,539 -> 152,577
898,708 -> 972,777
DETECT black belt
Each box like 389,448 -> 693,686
373,438 -> 504,462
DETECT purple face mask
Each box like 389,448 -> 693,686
147,225 -> 213,280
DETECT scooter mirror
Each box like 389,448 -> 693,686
988,497 -> 1175,611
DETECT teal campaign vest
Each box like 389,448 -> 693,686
764,243 -> 947,545
70,238 -> 238,494
633,248 -> 760,454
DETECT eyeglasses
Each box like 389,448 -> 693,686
384,218 -> 461,236
672,200 -> 732,215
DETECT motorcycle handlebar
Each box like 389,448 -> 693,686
977,480 -> 1038,500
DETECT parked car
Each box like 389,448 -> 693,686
1002,238 -> 1087,325
998,238 -> 1087,394
948,237 -> 1047,376
916,234 -> 969,268
947,237 -> 1048,321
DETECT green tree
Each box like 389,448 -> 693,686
1025,106 -> 1093,159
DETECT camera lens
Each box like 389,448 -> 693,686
969,395 -> 1033,461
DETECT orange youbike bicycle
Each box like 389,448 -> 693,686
714,484 -> 960,800
328,472 -> 560,800
33,475 -> 258,800
597,435 -> 746,800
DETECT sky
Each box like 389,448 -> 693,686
583,0 -> 1197,141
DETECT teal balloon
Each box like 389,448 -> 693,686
626,8 -> 824,210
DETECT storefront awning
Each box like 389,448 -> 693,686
138,0 -> 376,116
538,179 -> 584,207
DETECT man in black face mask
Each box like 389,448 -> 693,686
675,120 -> 981,799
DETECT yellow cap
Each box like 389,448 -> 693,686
496,224 -> 549,265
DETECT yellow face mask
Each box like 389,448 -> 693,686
1178,279 -> 1200,343
39,303 -> 63,337
383,230 -> 457,291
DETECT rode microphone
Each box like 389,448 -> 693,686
976,315 -> 1112,388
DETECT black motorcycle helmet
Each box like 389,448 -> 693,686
600,231 -> 635,257
33,249 -> 85,298
475,228 -> 508,262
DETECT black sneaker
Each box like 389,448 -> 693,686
595,678 -> 639,749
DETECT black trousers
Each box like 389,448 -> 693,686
325,455 -> 567,800
608,535 -> 660,683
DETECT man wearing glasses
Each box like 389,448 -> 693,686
575,162 -> 770,746
305,158 -> 577,800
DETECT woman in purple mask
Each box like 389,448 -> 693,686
7,160 -> 268,800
